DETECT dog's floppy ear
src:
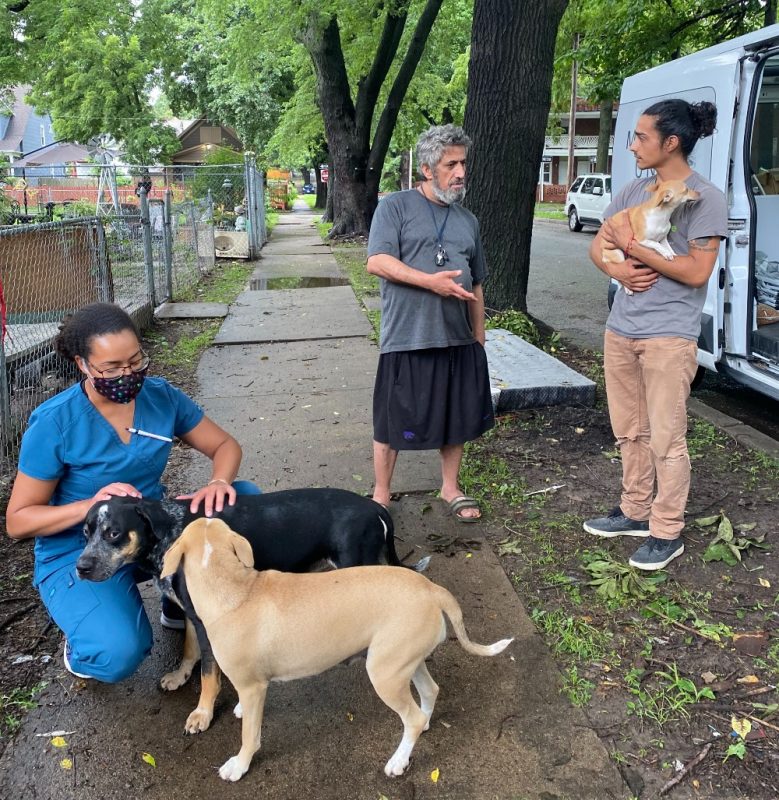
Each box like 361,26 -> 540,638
160,539 -> 184,579
231,531 -> 255,569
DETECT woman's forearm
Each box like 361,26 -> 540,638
6,498 -> 93,541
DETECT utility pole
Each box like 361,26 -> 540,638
566,33 -> 580,186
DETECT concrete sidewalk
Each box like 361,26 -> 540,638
0,202 -> 626,800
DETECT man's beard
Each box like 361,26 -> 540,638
431,173 -> 466,205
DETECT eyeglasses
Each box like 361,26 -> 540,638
86,352 -> 150,379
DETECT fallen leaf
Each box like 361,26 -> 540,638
693,779 -> 700,789
465,553 -> 472,559
733,633 -> 769,657
759,578 -> 771,588
694,514 -> 721,527
430,768 -> 440,783
439,721 -> 451,729
732,716 -> 752,740
701,671 -> 717,685
351,474 -> 363,482
51,737 -> 67,748
142,752 -> 156,768
60,758 -> 73,770
346,712 -> 354,722
737,675 -> 760,685
574,427 -> 585,434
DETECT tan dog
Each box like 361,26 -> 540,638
603,179 -> 700,294
161,518 -> 513,782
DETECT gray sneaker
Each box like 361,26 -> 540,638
583,507 -> 650,538
629,536 -> 684,571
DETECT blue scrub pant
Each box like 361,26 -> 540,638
38,480 -> 261,683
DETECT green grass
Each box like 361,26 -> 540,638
316,220 -> 333,239
1,683 -> 46,737
300,194 -> 324,210
535,202 -> 567,220
330,245 -> 381,340
177,261 -> 254,304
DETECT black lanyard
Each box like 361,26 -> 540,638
424,196 -> 451,247
420,190 -> 451,266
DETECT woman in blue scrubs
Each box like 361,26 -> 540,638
5,303 -> 259,682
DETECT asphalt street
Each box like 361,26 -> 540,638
527,221 -> 608,351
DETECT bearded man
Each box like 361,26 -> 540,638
366,124 -> 494,522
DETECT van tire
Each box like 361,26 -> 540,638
691,365 -> 707,390
568,207 -> 583,232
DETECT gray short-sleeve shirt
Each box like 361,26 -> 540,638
605,172 -> 728,341
367,189 -> 487,354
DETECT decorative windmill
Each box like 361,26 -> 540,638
88,134 -> 122,216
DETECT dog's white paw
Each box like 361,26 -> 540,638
219,755 -> 249,782
233,701 -> 243,719
384,754 -> 410,777
184,706 -> 213,735
160,667 -> 192,691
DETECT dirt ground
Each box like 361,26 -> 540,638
1,310 -> 778,799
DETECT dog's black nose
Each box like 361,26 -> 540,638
75,555 -> 95,577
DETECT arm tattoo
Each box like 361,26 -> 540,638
689,237 -> 719,253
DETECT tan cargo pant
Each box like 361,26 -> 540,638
604,330 -> 699,540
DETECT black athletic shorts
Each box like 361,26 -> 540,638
373,342 -> 495,451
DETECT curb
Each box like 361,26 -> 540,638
688,398 -> 779,458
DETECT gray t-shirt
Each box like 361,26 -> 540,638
367,189 -> 488,354
605,172 -> 728,341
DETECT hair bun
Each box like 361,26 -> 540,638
689,101 -> 717,139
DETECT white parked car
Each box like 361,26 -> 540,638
565,173 -> 612,232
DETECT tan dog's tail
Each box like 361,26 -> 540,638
433,585 -> 514,656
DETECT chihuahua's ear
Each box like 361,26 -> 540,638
161,539 -> 184,579
231,531 -> 255,568
645,181 -> 659,193
661,188 -> 676,204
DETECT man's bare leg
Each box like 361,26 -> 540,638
373,440 -> 398,507
439,443 -> 480,519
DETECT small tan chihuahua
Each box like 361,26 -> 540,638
603,179 -> 700,294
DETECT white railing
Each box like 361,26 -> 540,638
544,135 -> 614,150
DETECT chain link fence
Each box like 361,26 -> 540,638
0,155 -> 266,465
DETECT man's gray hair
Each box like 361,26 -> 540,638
416,124 -> 471,172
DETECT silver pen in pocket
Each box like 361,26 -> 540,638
126,427 -> 173,443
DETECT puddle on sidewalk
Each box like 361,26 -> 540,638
250,276 -> 350,290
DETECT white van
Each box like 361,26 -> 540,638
610,24 -> 779,400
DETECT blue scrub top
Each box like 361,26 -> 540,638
17,377 -> 204,574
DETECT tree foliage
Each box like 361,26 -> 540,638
554,0 -> 771,108
19,0 -> 179,161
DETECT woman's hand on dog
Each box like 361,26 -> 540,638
176,482 -> 237,517
91,482 -> 142,503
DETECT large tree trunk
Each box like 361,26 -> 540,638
301,3 -> 443,238
464,0 -> 568,312
596,99 -> 614,174
766,0 -> 776,26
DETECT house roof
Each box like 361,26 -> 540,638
13,142 -> 92,167
0,86 -> 33,154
